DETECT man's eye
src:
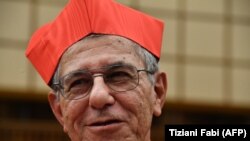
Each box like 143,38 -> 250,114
107,71 -> 133,82
67,78 -> 91,91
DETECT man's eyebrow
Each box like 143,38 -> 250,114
103,61 -> 134,68
71,61 -> 134,73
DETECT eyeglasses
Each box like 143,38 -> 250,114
53,64 -> 153,100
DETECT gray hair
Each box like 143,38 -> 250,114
132,42 -> 159,84
51,34 -> 159,92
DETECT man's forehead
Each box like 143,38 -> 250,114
61,35 -> 137,62
59,35 -> 145,75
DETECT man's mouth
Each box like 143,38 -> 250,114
86,117 -> 124,133
90,119 -> 122,127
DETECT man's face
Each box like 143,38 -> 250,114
48,35 -> 166,141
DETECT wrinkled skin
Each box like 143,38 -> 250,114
48,35 -> 167,141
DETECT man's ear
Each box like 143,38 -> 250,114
48,91 -> 64,126
153,72 -> 167,117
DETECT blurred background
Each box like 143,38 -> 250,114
0,0 -> 249,140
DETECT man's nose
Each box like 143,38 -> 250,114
88,76 -> 115,109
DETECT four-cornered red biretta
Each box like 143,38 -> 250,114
25,0 -> 164,85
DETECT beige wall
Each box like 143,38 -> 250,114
0,0 -> 249,107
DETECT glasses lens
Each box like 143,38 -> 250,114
61,71 -> 92,100
104,65 -> 139,92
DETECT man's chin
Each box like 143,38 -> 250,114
78,126 -> 137,141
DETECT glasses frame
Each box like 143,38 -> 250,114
53,64 -> 154,100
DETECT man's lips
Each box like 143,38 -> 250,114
85,117 -> 125,133
85,117 -> 125,136
88,118 -> 123,127
90,119 -> 122,126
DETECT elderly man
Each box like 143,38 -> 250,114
26,0 -> 167,141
